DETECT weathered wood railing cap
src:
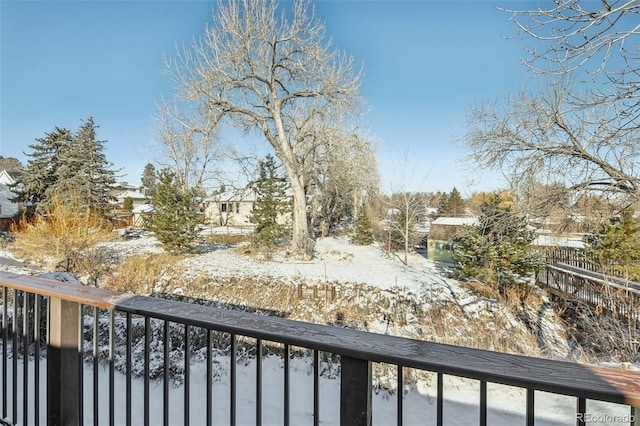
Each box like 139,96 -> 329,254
2,271 -> 640,407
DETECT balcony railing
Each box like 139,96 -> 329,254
1,270 -> 640,426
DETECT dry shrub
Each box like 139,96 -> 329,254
460,280 -> 501,301
102,253 -> 187,294
204,233 -> 249,245
11,194 -> 114,268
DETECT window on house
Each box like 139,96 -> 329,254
221,203 -> 227,212
236,202 -> 240,213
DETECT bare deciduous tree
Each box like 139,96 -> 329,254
506,0 -> 640,118
166,0 -> 363,258
383,154 -> 428,266
463,80 -> 640,211
306,127 -> 379,237
154,99 -> 222,194
465,2 -> 640,219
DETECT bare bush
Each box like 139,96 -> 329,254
10,192 -> 114,269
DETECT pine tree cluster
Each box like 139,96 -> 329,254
12,118 -> 116,216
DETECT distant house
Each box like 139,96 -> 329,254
0,170 -> 22,230
204,189 -> 258,228
427,217 -> 477,263
110,182 -> 147,210
114,189 -> 147,210
203,188 -> 292,230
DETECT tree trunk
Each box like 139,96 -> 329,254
289,173 -> 312,258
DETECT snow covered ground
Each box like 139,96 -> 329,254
0,233 -> 636,424
1,355 -> 633,426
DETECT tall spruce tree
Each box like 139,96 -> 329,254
13,118 -> 116,215
144,169 -> 202,253
51,117 -> 116,214
141,163 -> 157,198
12,127 -> 72,211
438,187 -> 466,217
250,155 -> 291,246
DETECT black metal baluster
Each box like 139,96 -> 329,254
12,289 -> 18,425
2,287 -> 7,420
283,344 -> 290,426
436,372 -> 443,426
78,304 -> 84,425
184,324 -> 190,426
206,329 -> 212,426
256,338 -> 262,426
313,350 -> 319,426
93,307 -> 99,426
164,320 -> 170,426
126,313 -> 132,426
22,292 -> 29,426
479,381 -> 487,426
34,295 -> 40,426
144,317 -> 150,426
230,333 -> 236,426
397,365 -> 403,426
526,388 -> 535,426
577,397 -> 586,426
109,310 -> 115,426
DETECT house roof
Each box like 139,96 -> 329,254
116,190 -> 147,200
132,204 -> 154,213
533,235 -> 585,248
0,170 -> 15,186
205,189 -> 257,203
431,217 -> 478,226
428,217 -> 477,241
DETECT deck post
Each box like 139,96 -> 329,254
340,355 -> 372,426
47,297 -> 80,426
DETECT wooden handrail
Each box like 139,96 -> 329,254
2,271 -> 640,408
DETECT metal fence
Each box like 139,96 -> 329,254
1,271 -> 640,426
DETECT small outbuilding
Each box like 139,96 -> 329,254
427,217 -> 477,263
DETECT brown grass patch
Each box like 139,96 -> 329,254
102,253 -> 187,294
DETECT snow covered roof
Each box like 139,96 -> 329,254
205,189 -> 257,203
116,190 -> 146,200
0,170 -> 15,186
431,217 -> 478,226
533,235 -> 585,248
132,204 -> 154,213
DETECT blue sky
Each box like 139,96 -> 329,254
1,0 -> 536,195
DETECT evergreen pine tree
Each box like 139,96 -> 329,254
438,187 -> 466,217
141,163 -> 157,198
250,155 -> 291,246
12,127 -> 72,212
353,212 -> 374,245
585,209 -> 640,280
52,117 -> 116,214
144,169 -> 202,253
455,194 -> 543,291
13,118 -> 116,215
